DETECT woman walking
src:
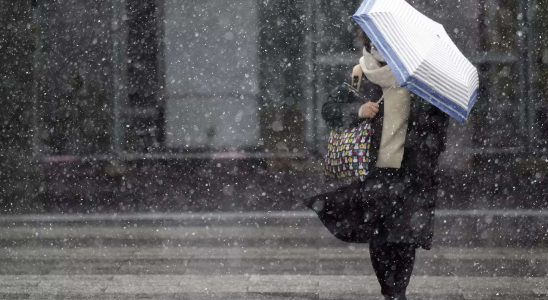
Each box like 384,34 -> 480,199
308,30 -> 449,300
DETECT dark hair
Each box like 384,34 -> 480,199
356,27 -> 372,52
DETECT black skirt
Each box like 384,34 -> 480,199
305,168 -> 407,244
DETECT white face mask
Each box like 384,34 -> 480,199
370,46 -> 386,63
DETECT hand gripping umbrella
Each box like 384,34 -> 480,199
353,0 -> 479,123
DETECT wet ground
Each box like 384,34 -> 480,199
0,211 -> 547,299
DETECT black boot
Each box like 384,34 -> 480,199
384,293 -> 407,300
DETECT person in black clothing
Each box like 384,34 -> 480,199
307,29 -> 449,300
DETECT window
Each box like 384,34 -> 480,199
124,0 -> 163,153
533,0 -> 548,150
32,0 -> 543,159
472,0 -> 526,150
34,0 -> 114,155
163,0 -> 260,152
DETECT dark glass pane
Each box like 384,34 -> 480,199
316,0 -> 361,55
124,0 -> 163,153
481,0 -> 520,52
533,0 -> 548,149
36,0 -> 113,155
471,0 -> 524,149
472,63 -> 524,148
258,0 -> 307,153
127,0 -> 159,108
163,0 -> 260,151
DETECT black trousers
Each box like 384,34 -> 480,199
369,237 -> 416,299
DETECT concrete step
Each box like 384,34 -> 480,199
0,210 -> 547,247
0,274 -> 546,300
0,212 -> 547,299
1,246 -> 548,277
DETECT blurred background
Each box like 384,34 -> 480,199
1,0 -> 547,214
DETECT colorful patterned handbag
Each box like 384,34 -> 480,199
324,120 -> 375,181
324,64 -> 382,181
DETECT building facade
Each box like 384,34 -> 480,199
3,0 -> 546,211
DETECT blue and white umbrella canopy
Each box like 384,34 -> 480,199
353,0 -> 479,123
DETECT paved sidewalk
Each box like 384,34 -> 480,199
0,211 -> 547,299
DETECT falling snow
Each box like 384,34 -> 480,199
0,0 -> 547,299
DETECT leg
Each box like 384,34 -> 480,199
369,240 -> 417,300
369,238 -> 396,298
392,243 -> 416,296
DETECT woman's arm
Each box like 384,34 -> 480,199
321,84 -> 364,129
359,102 -> 379,119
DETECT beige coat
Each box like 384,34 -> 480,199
359,50 -> 411,169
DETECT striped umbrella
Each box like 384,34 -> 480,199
352,0 -> 479,123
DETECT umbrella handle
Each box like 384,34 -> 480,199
344,82 -> 384,105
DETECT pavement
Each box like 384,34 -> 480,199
0,211 -> 547,299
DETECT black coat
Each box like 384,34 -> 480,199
307,78 -> 449,250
